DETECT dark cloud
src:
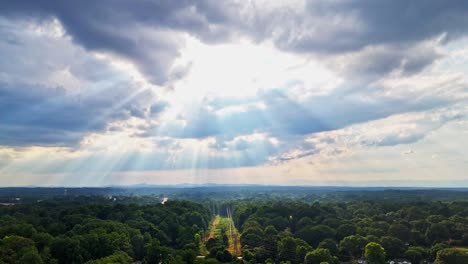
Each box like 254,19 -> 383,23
0,0 -> 241,85
0,81 -> 163,147
0,19 -> 171,147
9,0 -> 467,51
3,0 -> 467,82
324,43 -> 443,79
282,0 -> 468,53
254,1 -> 468,76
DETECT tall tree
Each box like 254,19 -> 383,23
364,242 -> 386,264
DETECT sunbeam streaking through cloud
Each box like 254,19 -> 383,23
1,1 -> 468,186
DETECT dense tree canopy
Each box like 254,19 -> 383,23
0,190 -> 468,263
0,198 -> 211,264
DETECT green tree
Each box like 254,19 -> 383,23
206,238 -> 222,252
131,234 -> 145,261
364,242 -> 385,264
264,225 -> 278,237
278,237 -> 297,263
241,233 -> 263,249
296,245 -> 308,263
267,216 -> 289,231
0,235 -> 44,264
215,249 -> 232,263
380,236 -> 405,260
336,224 -> 356,241
33,232 -> 53,252
144,239 -> 162,264
426,223 -> 450,242
339,235 -> 368,258
430,243 -> 449,260
182,249 -> 196,264
295,225 -> 335,247
389,223 -> 411,242
243,249 -> 254,262
85,251 -> 132,264
404,249 -> 423,264
296,217 -> 314,231
51,236 -> 84,264
252,246 -> 268,263
318,239 -> 338,255
19,250 -> 44,264
435,248 -> 468,264
304,248 -> 338,264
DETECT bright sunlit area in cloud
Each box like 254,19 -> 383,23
170,35 -> 338,100
1,1 -> 468,187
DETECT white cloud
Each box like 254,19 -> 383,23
1,1 -> 468,186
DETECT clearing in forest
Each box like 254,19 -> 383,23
206,215 -> 220,240
205,214 -> 241,257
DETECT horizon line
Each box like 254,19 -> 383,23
1,183 -> 468,189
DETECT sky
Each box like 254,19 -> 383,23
0,1 -> 468,187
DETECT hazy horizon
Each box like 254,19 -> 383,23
1,1 -> 468,187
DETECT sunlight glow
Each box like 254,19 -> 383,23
169,36 -> 338,102
1,2 -> 468,187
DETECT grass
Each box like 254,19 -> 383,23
204,215 -> 242,256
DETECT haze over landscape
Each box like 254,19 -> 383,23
1,1 -> 468,187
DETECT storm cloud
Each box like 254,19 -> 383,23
3,0 -> 468,81
1,1 -> 468,181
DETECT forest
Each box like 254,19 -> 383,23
0,188 -> 467,264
